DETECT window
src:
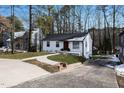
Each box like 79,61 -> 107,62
73,41 -> 79,49
47,41 -> 50,47
85,41 -> 87,47
56,41 -> 59,47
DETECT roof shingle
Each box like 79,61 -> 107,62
43,32 -> 88,41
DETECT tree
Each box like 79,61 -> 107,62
10,5 -> 15,54
28,5 -> 32,52
71,5 -> 76,33
112,5 -> 115,53
7,16 -> 24,31
74,6 -> 83,32
33,5 -> 54,34
47,5 -> 54,34
111,5 -> 120,53
36,16 -> 52,35
83,6 -> 92,32
96,6 -> 102,51
101,6 -> 112,53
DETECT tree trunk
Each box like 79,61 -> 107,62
112,5 -> 115,53
11,5 -> 15,54
39,28 -> 43,52
104,19 -> 107,54
97,11 -> 101,51
28,5 -> 32,52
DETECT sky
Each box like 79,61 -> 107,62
0,5 -> 29,29
0,5 -> 62,30
1,5 -> 124,30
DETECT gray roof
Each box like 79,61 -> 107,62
43,32 -> 88,41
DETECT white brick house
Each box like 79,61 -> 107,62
42,33 -> 92,58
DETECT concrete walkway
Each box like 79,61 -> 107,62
22,53 -> 60,65
0,58 -> 50,88
13,63 -> 118,88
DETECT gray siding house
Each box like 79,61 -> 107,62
6,28 -> 44,51
119,31 -> 124,63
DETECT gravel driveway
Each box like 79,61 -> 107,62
12,63 -> 118,88
0,59 -> 50,88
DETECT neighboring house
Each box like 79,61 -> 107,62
24,29 -> 44,51
6,28 -> 44,51
42,32 -> 92,58
6,31 -> 25,50
2,31 -> 10,47
0,16 -> 11,47
119,31 -> 124,63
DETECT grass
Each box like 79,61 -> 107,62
24,59 -> 60,73
0,52 -> 48,59
47,54 -> 86,64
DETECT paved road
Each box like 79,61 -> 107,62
12,63 -> 118,88
0,59 -> 50,88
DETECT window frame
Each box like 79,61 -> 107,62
56,41 -> 59,47
73,41 -> 79,49
47,41 -> 50,47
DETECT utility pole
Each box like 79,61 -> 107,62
28,5 -> 32,52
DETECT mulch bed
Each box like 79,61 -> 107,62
24,59 -> 61,73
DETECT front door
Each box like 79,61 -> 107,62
64,41 -> 69,50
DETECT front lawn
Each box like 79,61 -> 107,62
47,54 -> 86,64
0,52 -> 48,59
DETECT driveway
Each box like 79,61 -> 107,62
22,53 -> 60,65
12,63 -> 118,88
0,59 -> 50,88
